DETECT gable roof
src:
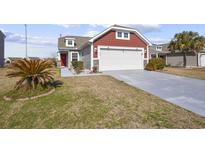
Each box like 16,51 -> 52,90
58,36 -> 91,50
112,24 -> 135,29
89,25 -> 152,46
149,43 -> 170,54
58,25 -> 152,50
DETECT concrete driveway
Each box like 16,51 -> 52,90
103,70 -> 205,117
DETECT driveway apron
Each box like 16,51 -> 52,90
104,70 -> 205,117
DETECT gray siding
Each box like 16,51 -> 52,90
0,35 -> 4,67
68,52 -> 71,68
93,60 -> 99,71
144,59 -> 148,66
166,53 -> 198,67
80,45 -> 91,69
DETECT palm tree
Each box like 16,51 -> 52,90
168,31 -> 205,67
7,59 -> 54,90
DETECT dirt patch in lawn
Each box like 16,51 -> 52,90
159,67 -> 205,80
0,68 -> 205,128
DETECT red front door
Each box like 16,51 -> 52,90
60,53 -> 67,67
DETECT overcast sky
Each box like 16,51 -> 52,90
1,24 -> 205,58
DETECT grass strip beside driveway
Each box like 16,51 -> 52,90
0,68 -> 205,128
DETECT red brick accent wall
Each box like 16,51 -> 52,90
93,30 -> 148,58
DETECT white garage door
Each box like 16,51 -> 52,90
200,54 -> 205,67
99,47 -> 144,71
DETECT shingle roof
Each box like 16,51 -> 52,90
89,24 -> 152,45
149,43 -> 170,54
58,36 -> 92,50
58,25 -> 152,50
28,57 -> 40,60
7,57 -> 23,61
112,24 -> 135,29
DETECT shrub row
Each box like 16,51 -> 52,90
71,61 -> 84,74
145,58 -> 165,71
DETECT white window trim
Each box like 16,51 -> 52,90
116,31 -> 130,40
89,25 -> 152,46
71,52 -> 79,61
156,46 -> 162,51
116,31 -> 123,39
93,47 -> 99,60
147,46 -> 150,62
65,39 -> 75,47
91,44 -> 93,70
123,32 -> 129,39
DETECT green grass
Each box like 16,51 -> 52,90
159,67 -> 205,80
0,68 -> 205,128
143,111 -> 175,128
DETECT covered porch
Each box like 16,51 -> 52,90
58,51 -> 80,68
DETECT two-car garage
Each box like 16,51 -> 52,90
98,46 -> 144,71
89,25 -> 152,71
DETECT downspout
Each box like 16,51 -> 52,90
147,45 -> 150,62
90,43 -> 93,71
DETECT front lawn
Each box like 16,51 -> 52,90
160,67 -> 205,80
0,68 -> 205,128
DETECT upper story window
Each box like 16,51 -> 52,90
116,31 -> 130,40
156,46 -> 162,51
117,32 -> 122,38
65,38 -> 75,47
124,32 -> 129,38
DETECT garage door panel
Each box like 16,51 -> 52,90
201,55 -> 205,67
99,48 -> 143,71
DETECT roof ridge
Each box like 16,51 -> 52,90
60,35 -> 92,38
112,24 -> 135,29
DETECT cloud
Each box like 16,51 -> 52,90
83,30 -> 99,37
89,24 -> 111,28
57,24 -> 160,34
1,29 -> 57,47
123,24 -> 161,34
89,24 -> 160,34
56,24 -> 81,28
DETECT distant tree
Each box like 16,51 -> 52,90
168,31 -> 205,67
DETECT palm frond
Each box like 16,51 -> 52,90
6,59 -> 55,90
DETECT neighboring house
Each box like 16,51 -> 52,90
149,43 -> 205,67
58,25 -> 152,71
28,57 -> 41,60
149,43 -> 170,59
0,30 -> 6,67
5,57 -> 23,64
5,57 -> 41,64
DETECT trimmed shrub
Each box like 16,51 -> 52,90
145,58 -> 165,71
72,61 -> 84,74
